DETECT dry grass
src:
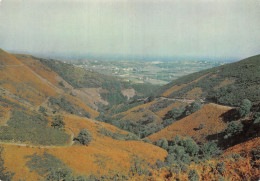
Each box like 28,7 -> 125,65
1,114 -> 167,180
162,73 -> 210,97
147,103 -> 231,143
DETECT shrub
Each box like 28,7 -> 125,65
51,116 -> 65,129
182,137 -> 199,156
198,124 -> 204,130
224,121 -> 243,139
239,99 -> 252,118
201,142 -> 220,158
74,129 -> 93,146
155,138 -> 169,150
186,99 -> 202,116
188,169 -> 200,181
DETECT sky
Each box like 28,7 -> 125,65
0,0 -> 259,61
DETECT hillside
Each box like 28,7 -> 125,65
0,49 -> 259,181
14,54 -> 159,107
0,49 -> 169,180
158,55 -> 260,106
147,103 -> 231,143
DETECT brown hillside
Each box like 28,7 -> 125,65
1,114 -> 167,180
147,103 -> 231,143
0,50 -> 57,106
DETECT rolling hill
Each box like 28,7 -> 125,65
0,49 -> 259,181
158,55 -> 260,106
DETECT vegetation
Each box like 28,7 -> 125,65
188,169 -> 200,181
26,152 -> 88,180
39,106 -> 47,116
239,99 -> 252,118
0,146 -> 14,180
0,110 -> 70,145
223,121 -> 243,139
74,129 -> 93,146
159,55 -> 260,106
98,127 -> 139,141
51,116 -> 65,129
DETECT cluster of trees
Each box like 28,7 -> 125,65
155,135 -> 224,181
156,135 -> 221,167
163,99 -> 202,127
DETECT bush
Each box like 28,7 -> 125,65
239,99 -> 252,118
188,169 -> 200,181
51,116 -> 65,129
155,138 -> 169,150
74,129 -> 92,146
224,121 -> 243,139
201,142 -> 220,159
186,99 -> 202,116
198,124 -> 204,130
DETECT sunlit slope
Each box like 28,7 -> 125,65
1,115 -> 167,180
0,50 -> 98,117
0,49 -> 57,106
158,55 -> 260,106
147,103 -> 231,143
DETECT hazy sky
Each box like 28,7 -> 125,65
0,0 -> 259,60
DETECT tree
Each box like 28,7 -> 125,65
0,146 -> 15,180
239,99 -> 252,118
74,129 -> 92,146
51,116 -> 65,129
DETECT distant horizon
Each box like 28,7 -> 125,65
6,48 -> 245,63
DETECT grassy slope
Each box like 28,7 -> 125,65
2,115 -> 167,180
0,49 -> 167,180
147,103 -> 231,143
0,49 -> 57,106
158,55 -> 260,106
